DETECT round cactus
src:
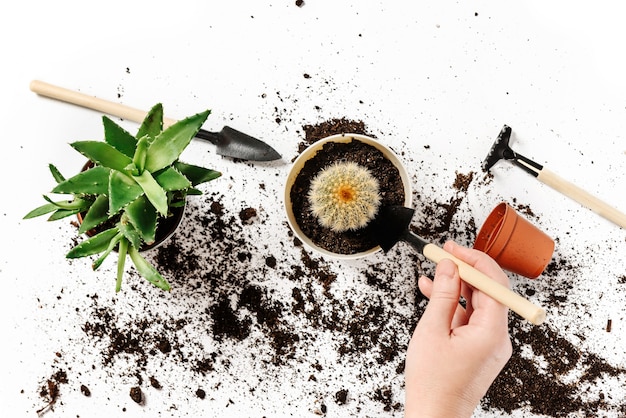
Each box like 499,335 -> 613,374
307,161 -> 381,232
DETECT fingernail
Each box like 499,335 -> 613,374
437,258 -> 456,279
442,241 -> 454,253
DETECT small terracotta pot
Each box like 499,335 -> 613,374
473,202 -> 554,279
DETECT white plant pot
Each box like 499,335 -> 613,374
284,133 -> 413,259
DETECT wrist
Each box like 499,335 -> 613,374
405,389 -> 477,418
405,404 -> 475,418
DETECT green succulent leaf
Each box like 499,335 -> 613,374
79,194 -> 110,234
70,141 -> 133,172
109,171 -> 144,215
185,188 -> 202,196
125,196 -> 157,244
144,110 -> 210,172
116,238 -> 129,292
48,208 -> 83,221
42,195 -> 92,210
174,161 -> 221,186
128,246 -> 171,291
24,201 -> 63,219
132,135 -> 150,174
92,233 -> 123,271
169,200 -> 184,208
102,116 -> 137,158
118,213 -> 142,249
52,166 -> 110,195
25,195 -> 93,219
66,227 -> 121,258
48,164 -> 66,183
154,167 -> 192,191
137,103 -> 163,142
132,170 -> 168,216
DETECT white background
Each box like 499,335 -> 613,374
1,1 -> 625,417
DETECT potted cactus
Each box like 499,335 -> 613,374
24,103 -> 221,291
284,133 -> 412,259
308,161 -> 382,232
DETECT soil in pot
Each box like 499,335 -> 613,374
290,138 -> 405,255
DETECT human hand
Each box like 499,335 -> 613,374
404,240 -> 512,418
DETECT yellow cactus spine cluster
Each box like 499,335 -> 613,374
307,161 -> 381,232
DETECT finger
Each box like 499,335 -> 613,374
443,240 -> 509,328
420,275 -> 470,327
419,259 -> 462,332
443,240 -> 509,288
417,275 -> 433,298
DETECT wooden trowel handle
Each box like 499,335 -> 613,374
423,243 -> 547,325
29,80 -> 179,127
537,167 -> 626,229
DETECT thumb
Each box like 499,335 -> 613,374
420,258 -> 461,332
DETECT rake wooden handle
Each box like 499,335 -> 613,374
29,80 -> 179,127
423,244 -> 547,325
537,168 -> 626,229
516,159 -> 626,229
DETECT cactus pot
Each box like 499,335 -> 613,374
76,160 -> 186,252
284,134 -> 412,259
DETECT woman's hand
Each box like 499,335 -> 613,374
404,241 -> 513,418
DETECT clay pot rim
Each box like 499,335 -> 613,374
474,202 -> 515,259
284,133 -> 413,260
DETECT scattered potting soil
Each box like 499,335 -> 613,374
36,369 -> 67,415
32,117 -> 626,417
302,118 -> 368,148
129,386 -> 143,404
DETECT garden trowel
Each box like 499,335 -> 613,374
370,205 -> 546,325
30,80 -> 282,162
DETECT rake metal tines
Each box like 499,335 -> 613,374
482,125 -> 544,177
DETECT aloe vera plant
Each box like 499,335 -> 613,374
24,104 -> 221,291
